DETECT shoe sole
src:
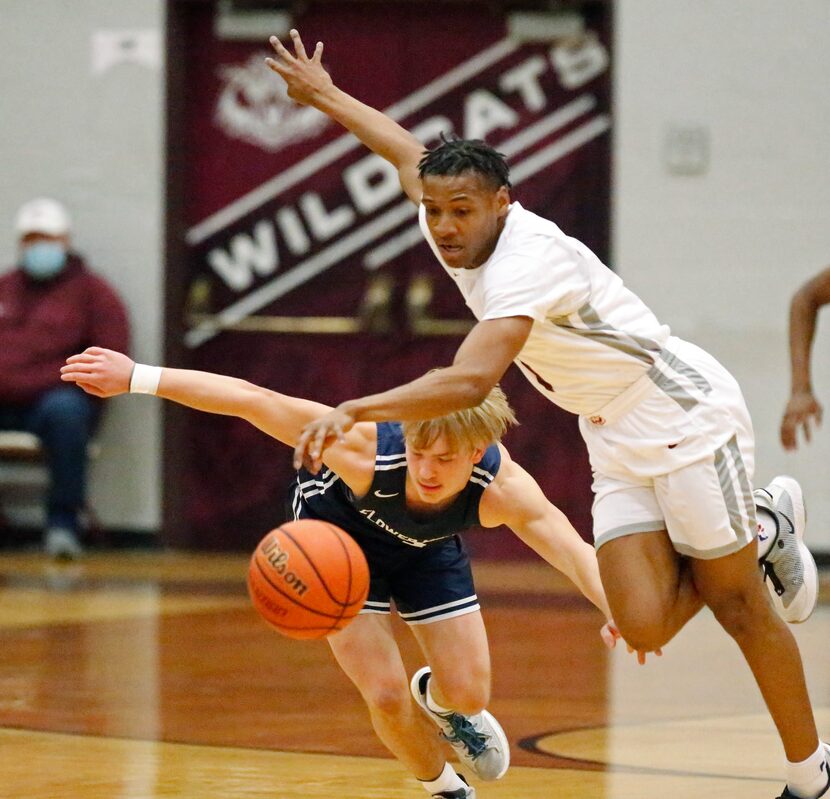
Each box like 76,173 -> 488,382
410,666 -> 510,781
767,475 -> 817,624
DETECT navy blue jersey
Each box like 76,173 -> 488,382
289,422 -> 501,548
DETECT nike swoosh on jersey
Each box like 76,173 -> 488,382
373,490 -> 399,498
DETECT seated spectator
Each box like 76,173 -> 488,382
0,198 -> 130,558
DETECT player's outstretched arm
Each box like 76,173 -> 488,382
60,348 -> 375,483
480,449 -> 660,664
294,315 -> 533,471
781,265 -> 830,449
266,29 -> 424,204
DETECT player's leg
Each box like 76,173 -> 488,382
397,536 -> 508,783
26,385 -> 99,558
656,448 -> 827,798
410,610 -> 490,715
328,612 -> 446,780
592,478 -> 704,651
691,543 -> 828,798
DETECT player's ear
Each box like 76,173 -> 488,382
494,185 -> 510,218
471,446 -> 486,464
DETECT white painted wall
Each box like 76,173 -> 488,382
0,0 -> 165,531
614,0 -> 830,551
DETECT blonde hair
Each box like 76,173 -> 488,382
401,383 -> 517,452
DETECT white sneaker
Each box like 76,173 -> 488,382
755,476 -> 818,624
411,666 -> 509,781
431,773 -> 476,799
44,527 -> 83,561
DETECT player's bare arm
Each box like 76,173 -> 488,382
293,315 -> 533,471
781,265 -> 830,449
266,29 -> 424,203
61,347 -> 376,493
478,449 -> 609,617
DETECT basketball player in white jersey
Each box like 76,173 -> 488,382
62,345 -> 647,799
265,30 -> 828,799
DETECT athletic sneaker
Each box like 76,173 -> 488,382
776,744 -> 830,798
44,527 -> 83,561
410,666 -> 509,781
431,773 -> 476,799
755,475 -> 818,624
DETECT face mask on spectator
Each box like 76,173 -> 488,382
21,242 -> 67,281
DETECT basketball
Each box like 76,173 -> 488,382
247,519 -> 370,639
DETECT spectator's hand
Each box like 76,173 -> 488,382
265,29 -> 331,107
600,620 -> 662,666
61,347 -> 134,398
293,406 -> 355,473
780,390 -> 823,450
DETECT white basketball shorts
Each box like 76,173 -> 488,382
579,337 -> 757,559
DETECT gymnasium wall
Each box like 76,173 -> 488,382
1,1 -> 829,553
0,0 -> 165,532
613,1 -> 830,554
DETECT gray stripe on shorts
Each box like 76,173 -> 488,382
714,436 -> 754,543
659,349 -> 712,394
646,363 -> 698,412
594,521 -> 666,551
673,538 -> 751,560
727,435 -> 757,533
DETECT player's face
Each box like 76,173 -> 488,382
421,172 -> 510,270
405,434 -> 485,508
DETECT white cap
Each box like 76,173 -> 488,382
15,198 -> 71,237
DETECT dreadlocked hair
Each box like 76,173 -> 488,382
402,382 -> 518,453
417,133 -> 511,190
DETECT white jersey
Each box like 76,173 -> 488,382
418,201 -> 672,416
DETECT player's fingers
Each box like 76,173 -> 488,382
64,352 -> 94,364
293,430 -> 312,470
289,29 -> 309,60
637,650 -> 646,665
264,57 -> 284,75
312,40 -> 324,63
269,35 -> 294,62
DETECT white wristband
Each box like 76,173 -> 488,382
129,363 -> 163,395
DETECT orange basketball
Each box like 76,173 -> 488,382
247,519 -> 369,640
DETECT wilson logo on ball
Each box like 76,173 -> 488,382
262,535 -> 309,596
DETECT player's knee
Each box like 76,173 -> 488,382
363,677 -> 411,718
614,615 -> 671,652
705,589 -> 757,640
434,672 -> 490,715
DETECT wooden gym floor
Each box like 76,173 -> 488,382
0,551 -> 827,799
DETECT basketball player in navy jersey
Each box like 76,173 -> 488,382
265,30 -> 828,799
62,346 -> 641,799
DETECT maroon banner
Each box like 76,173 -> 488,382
167,1 -> 612,552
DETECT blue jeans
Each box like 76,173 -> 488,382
0,387 -> 100,532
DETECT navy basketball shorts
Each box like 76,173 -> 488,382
353,530 -> 480,625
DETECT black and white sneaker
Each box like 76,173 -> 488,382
431,773 -> 476,799
411,666 -> 509,781
755,475 -> 818,624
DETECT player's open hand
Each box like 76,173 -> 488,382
265,29 -> 331,106
61,347 -> 134,398
600,620 -> 662,666
780,390 -> 823,450
293,406 -> 356,473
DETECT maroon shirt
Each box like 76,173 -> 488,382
0,254 -> 130,404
